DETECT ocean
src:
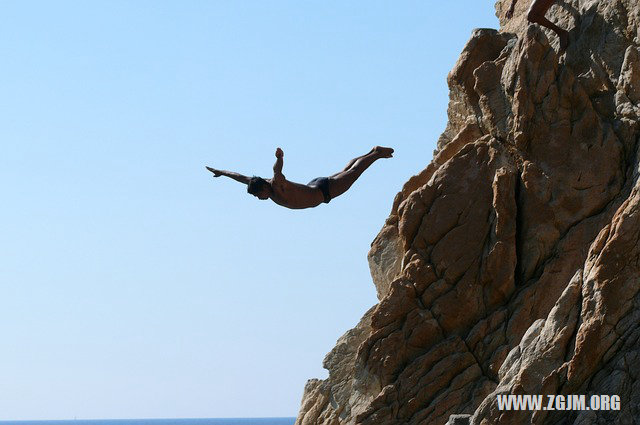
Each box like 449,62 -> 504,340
0,420 -> 295,425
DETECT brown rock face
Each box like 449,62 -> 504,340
296,1 -> 640,424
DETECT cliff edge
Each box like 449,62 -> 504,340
296,1 -> 640,423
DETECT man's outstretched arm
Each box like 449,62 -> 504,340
206,167 -> 251,185
506,0 -> 518,18
273,147 -> 284,180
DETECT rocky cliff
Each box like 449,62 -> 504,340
296,1 -> 640,424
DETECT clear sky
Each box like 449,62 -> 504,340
1,1 -> 498,420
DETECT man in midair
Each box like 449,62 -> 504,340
206,146 -> 394,209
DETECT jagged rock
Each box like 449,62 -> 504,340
368,222 -> 403,300
296,1 -> 640,424
446,415 -> 472,425
296,308 -> 378,425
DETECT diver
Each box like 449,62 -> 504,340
206,146 -> 394,209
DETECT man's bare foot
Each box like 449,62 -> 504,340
206,166 -> 222,177
558,30 -> 570,54
373,146 -> 394,158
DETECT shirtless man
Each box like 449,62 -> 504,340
506,0 -> 569,52
206,146 -> 393,209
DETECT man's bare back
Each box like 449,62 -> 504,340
269,175 -> 325,209
206,146 -> 394,210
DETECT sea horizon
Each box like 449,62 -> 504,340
0,418 -> 296,425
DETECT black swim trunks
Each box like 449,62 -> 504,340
308,177 -> 332,203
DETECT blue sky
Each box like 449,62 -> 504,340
1,1 -> 498,420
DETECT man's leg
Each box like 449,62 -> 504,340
328,146 -> 393,199
335,151 -> 373,174
528,0 -> 569,51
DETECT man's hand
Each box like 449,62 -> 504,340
275,147 -> 284,159
206,166 -> 223,177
